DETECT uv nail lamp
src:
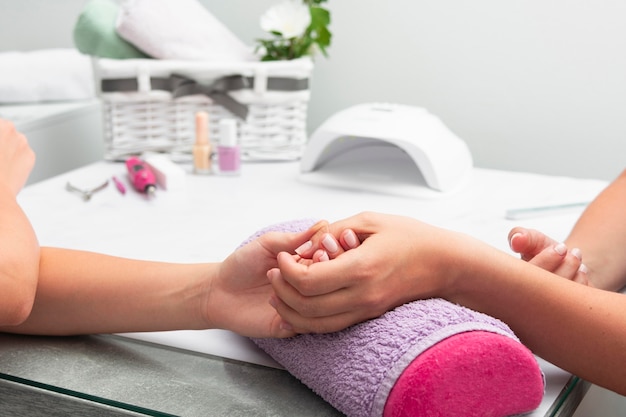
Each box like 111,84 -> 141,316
300,103 -> 473,196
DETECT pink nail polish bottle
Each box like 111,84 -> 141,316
217,119 -> 240,176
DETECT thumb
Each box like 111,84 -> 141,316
258,226 -> 320,257
508,227 -> 560,260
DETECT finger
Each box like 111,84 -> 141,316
293,253 -> 315,267
301,228 -> 360,260
266,297 -> 298,337
509,227 -> 559,261
267,266 -> 335,323
294,220 -> 341,259
551,249 -> 583,280
526,242 -> 568,271
295,220 -> 328,259
275,251 -> 350,297
267,280 -> 374,334
571,263 -> 592,286
508,227 -> 530,252
260,226 -> 320,258
339,229 -> 361,250
312,249 -> 329,262
320,233 -> 343,259
279,303 -> 370,334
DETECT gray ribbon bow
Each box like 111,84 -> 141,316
101,74 -> 309,120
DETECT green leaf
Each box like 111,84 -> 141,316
310,6 -> 330,26
314,28 -> 331,51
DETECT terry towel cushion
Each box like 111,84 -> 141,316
241,220 -> 545,417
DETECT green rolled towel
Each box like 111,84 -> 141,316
73,0 -> 151,59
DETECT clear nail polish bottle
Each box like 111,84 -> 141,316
217,119 -> 240,176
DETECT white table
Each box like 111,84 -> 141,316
13,160 -> 610,416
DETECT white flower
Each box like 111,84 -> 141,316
260,0 -> 311,39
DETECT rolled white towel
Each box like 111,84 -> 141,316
0,49 -> 95,103
116,0 -> 256,62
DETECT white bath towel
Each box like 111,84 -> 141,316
116,0 -> 256,62
0,49 -> 95,103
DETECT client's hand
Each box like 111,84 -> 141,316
508,227 -> 590,286
267,212 -> 463,334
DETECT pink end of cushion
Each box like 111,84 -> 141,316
383,331 -> 544,417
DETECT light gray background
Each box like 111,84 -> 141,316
0,0 -> 624,180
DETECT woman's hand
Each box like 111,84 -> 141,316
267,212 -> 463,334
206,220 -> 353,338
294,226 -> 361,262
0,119 -> 38,326
0,119 -> 35,196
508,227 -> 590,286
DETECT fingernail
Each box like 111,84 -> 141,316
554,243 -> 567,256
318,251 -> 329,262
344,230 -> 359,249
295,240 -> 312,255
322,233 -> 339,254
578,263 -> 588,274
509,232 -> 522,249
280,321 -> 293,331
267,268 -> 280,282
571,248 -> 582,260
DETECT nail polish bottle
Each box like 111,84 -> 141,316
217,119 -> 240,176
193,111 -> 212,175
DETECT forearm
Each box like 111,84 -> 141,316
565,169 -> 626,290
0,191 -> 39,325
1,247 -> 214,335
447,238 -> 626,395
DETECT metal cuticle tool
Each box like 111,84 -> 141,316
66,180 -> 109,201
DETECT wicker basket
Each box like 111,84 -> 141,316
92,57 -> 313,161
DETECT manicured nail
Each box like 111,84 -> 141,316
280,321 -> 293,331
344,230 -> 359,249
509,232 -> 522,248
554,243 -> 567,256
318,251 -> 329,262
571,248 -> 582,260
578,263 -> 588,274
266,268 -> 277,282
295,240 -> 312,255
322,233 -> 339,254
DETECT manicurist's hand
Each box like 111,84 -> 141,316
267,212 -> 463,334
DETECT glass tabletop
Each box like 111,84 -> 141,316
0,333 -> 342,417
0,332 -> 599,417
545,376 -> 591,417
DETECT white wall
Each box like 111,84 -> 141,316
1,0 -> 625,180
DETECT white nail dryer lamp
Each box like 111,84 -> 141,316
300,103 -> 473,197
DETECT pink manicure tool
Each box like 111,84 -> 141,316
126,156 -> 156,196
112,176 -> 126,195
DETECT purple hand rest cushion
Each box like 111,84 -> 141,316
241,220 -> 545,417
